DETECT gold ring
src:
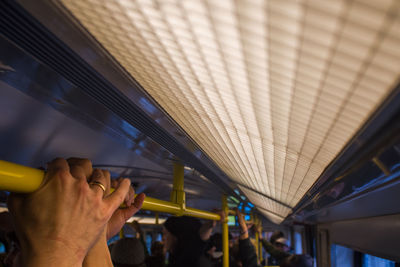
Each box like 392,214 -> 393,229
89,181 -> 106,193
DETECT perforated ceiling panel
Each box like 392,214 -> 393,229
61,0 -> 400,223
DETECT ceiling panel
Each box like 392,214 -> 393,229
60,0 -> 400,223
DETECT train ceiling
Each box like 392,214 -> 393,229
58,0 -> 400,223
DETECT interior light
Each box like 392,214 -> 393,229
61,0 -> 400,223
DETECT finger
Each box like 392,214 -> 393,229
69,165 -> 87,181
100,170 -> 111,195
89,169 -> 107,198
126,184 -> 135,206
67,158 -> 93,179
119,193 -> 146,220
104,178 -> 131,213
111,178 -> 135,205
46,158 -> 70,182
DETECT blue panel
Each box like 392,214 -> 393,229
363,254 -> 395,267
331,244 -> 354,267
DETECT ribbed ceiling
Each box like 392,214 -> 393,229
61,0 -> 400,223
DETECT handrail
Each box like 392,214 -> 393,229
0,160 -> 220,221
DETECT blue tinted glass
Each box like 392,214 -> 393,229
294,232 -> 302,254
248,202 -> 254,207
244,206 -> 251,212
0,242 -> 5,253
331,244 -> 354,267
156,233 -> 162,242
146,234 -> 152,254
244,215 -> 251,221
139,97 -> 157,114
238,203 -> 243,209
363,254 -> 395,267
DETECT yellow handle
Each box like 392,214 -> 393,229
0,160 -> 44,193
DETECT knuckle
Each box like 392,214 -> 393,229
101,170 -> 110,179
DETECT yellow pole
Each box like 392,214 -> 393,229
256,215 -> 263,263
171,162 -> 185,214
0,160 -> 221,220
0,160 -> 43,193
255,216 -> 260,262
155,212 -> 159,225
222,194 -> 229,267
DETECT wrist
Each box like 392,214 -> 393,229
20,237 -> 86,267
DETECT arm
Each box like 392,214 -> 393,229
236,208 -> 258,267
128,221 -> 149,256
198,210 -> 225,241
84,177 -> 146,266
7,158 -> 132,267
198,220 -> 216,241
255,224 -> 290,261
259,239 -> 290,261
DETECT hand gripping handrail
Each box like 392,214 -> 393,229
0,160 -> 220,220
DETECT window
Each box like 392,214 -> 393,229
363,253 -> 395,267
331,244 -> 354,267
145,233 -> 152,254
294,231 -> 303,254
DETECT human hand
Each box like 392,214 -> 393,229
8,158 -> 131,267
235,208 -> 248,240
106,178 -> 145,240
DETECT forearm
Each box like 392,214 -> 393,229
199,220 -> 216,241
83,235 -> 113,267
260,239 -> 290,260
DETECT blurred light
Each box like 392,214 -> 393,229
127,216 -> 166,224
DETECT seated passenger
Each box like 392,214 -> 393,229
7,157 -> 145,267
111,237 -> 146,267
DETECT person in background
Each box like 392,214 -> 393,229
111,237 -> 146,267
128,220 -> 149,257
162,216 -> 212,267
269,230 -> 284,245
256,225 -> 291,265
235,208 -> 259,267
280,254 -> 313,267
7,157 -> 145,267
146,241 -> 165,267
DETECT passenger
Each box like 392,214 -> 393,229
7,158 -> 145,267
111,237 -> 146,267
163,215 -> 218,267
128,220 -> 149,257
256,226 -> 291,265
269,230 -> 284,245
235,208 -> 259,267
146,241 -> 165,267
280,254 -> 313,267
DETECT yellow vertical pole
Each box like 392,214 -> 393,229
255,219 -> 260,263
222,195 -> 229,267
256,215 -> 263,263
155,212 -> 159,225
171,162 -> 185,215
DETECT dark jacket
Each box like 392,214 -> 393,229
239,238 -> 259,267
260,239 -> 291,265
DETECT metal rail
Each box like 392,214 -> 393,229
0,160 -> 220,220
